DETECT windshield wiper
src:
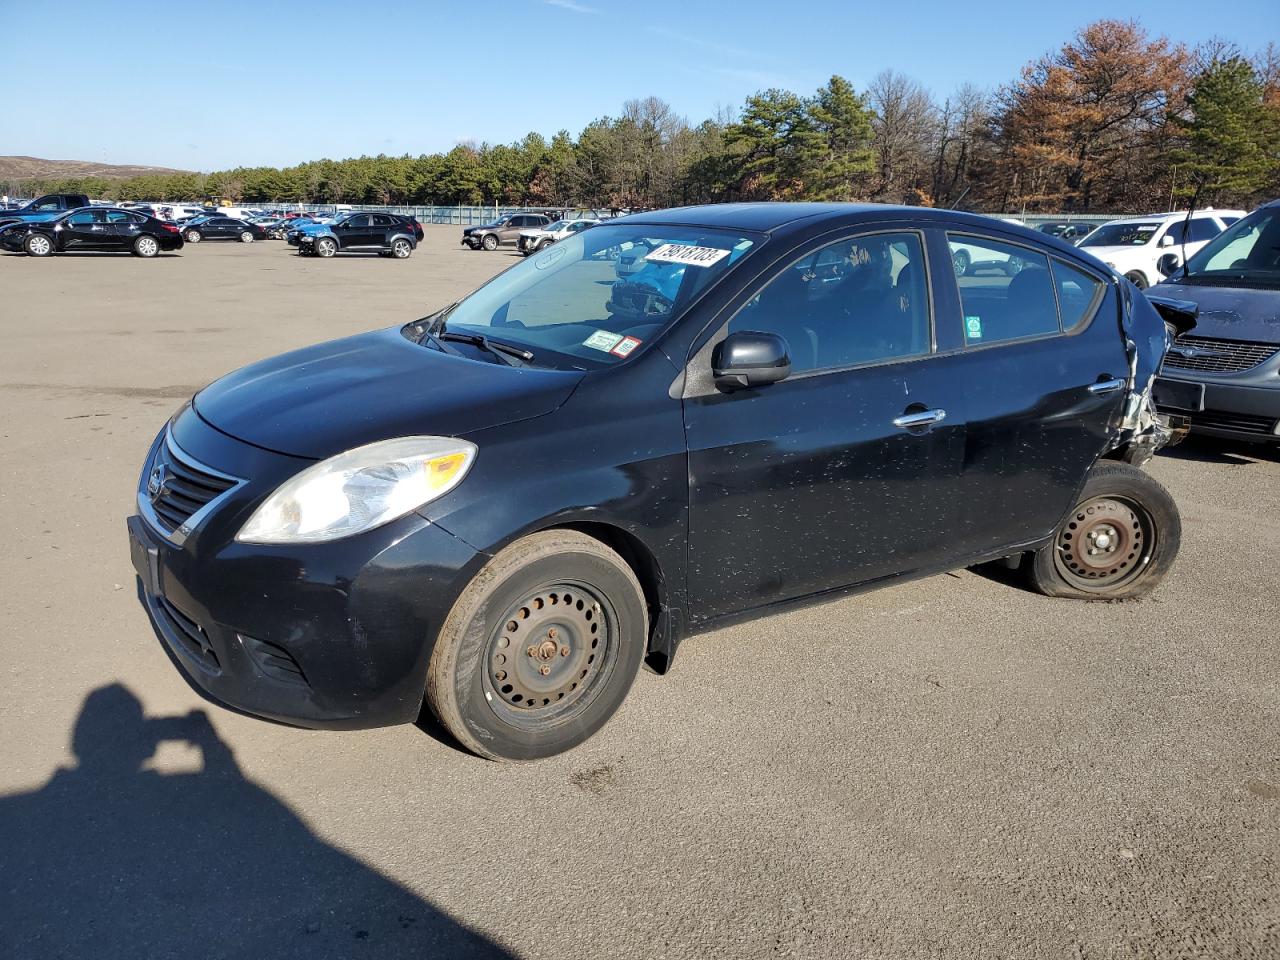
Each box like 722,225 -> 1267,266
438,330 -> 534,366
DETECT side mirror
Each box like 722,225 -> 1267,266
1157,252 -> 1181,278
712,331 -> 791,391
1159,234 -> 1175,247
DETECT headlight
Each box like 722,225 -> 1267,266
236,436 -> 476,544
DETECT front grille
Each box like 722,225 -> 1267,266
156,596 -> 221,673
1192,410 -> 1279,436
1162,336 -> 1278,373
145,433 -> 238,535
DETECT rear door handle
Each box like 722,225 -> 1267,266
1087,378 -> 1126,395
893,408 -> 947,429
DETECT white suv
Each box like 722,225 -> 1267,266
1077,210 -> 1245,289
517,218 -> 601,256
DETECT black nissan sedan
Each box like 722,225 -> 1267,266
128,203 -> 1184,760
0,207 -> 184,257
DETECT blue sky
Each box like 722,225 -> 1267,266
4,0 -> 1277,171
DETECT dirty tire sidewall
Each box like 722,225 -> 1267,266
1029,461 -> 1181,600
427,531 -> 647,761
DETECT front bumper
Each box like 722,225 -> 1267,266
128,416 -> 483,729
1156,374 -> 1280,442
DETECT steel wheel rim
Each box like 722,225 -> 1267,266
482,581 -> 618,729
29,236 -> 50,255
1053,495 -> 1155,591
138,238 -> 157,256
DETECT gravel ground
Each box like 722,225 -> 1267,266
1,228 -> 1277,959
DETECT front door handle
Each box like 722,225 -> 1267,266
1087,378 -> 1126,395
893,408 -> 947,430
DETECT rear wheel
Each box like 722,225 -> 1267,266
315,237 -> 337,258
239,231 -> 255,243
391,238 -> 412,258
1004,254 -> 1026,277
426,530 -> 647,761
184,229 -> 202,243
132,235 -> 159,258
24,234 -> 54,257
1125,270 -> 1149,290
1027,461 -> 1180,600
951,249 -> 969,277
481,233 -> 499,251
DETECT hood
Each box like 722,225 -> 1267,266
193,327 -> 583,459
1080,244 -> 1152,259
1149,280 -> 1280,342
463,222 -> 502,235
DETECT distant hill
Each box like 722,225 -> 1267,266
0,156 -> 195,181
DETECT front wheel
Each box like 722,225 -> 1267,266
481,233 -> 499,251
133,235 -> 160,258
390,238 -> 412,258
1125,270 -> 1149,290
315,237 -> 337,258
24,234 -> 54,257
1027,461 -> 1180,600
426,530 -> 647,761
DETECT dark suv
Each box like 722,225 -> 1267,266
295,213 -> 423,258
462,213 -> 552,251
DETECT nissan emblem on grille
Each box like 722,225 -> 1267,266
147,463 -> 167,500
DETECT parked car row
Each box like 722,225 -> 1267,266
0,206 -> 184,257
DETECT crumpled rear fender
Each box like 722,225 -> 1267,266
1106,280 -> 1198,466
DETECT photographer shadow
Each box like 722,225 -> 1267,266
0,684 -> 513,959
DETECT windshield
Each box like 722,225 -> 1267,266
542,220 -> 569,231
1180,206 -> 1280,286
1080,223 -> 1159,247
426,224 -> 759,370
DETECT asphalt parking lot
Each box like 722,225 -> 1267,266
1,227 -> 1277,959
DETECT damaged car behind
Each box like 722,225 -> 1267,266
127,203 -> 1186,761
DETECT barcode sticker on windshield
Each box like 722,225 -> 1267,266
644,244 -> 731,268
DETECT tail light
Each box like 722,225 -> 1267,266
160,223 -> 180,233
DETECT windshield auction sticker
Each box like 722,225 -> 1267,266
583,330 -> 625,352
644,244 -> 731,267
609,336 -> 642,358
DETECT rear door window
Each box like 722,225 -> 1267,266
946,235 -> 1059,345
1050,259 -> 1104,331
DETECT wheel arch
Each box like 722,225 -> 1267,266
529,519 -> 676,673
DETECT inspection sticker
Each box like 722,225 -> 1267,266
610,336 -> 642,358
583,330 -> 624,352
965,315 -> 983,340
644,243 -> 731,268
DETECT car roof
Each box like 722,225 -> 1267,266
613,202 -> 1073,237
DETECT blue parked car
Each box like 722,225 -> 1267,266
0,193 -> 92,227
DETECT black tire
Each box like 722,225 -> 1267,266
426,530 -> 647,761
24,233 -> 54,257
315,237 -> 338,258
1125,270 -> 1149,290
537,239 -> 553,251
1027,461 -> 1180,600
481,233 -> 499,251
951,249 -> 969,277
184,229 -> 202,243
1004,254 -> 1025,277
132,235 -> 160,258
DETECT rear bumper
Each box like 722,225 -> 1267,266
1156,374 -> 1280,442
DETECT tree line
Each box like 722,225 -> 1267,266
7,21 -> 1278,213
